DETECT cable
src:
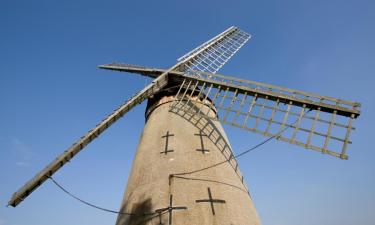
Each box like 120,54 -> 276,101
172,175 -> 249,193
171,109 -> 312,178
49,109 -> 311,216
48,176 -> 156,216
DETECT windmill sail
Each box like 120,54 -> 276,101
8,74 -> 169,207
169,71 -> 360,160
99,26 -> 250,78
177,26 -> 251,76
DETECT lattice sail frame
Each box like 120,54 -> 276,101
177,26 -> 251,76
169,71 -> 360,159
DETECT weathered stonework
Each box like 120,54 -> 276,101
116,94 -> 261,225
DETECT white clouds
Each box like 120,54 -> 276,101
11,138 -> 31,156
10,137 -> 32,167
15,162 -> 30,167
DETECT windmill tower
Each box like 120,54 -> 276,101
8,26 -> 361,225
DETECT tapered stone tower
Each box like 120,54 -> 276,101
116,89 -> 261,225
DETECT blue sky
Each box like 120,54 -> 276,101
1,0 -> 374,224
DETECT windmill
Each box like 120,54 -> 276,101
8,26 -> 360,225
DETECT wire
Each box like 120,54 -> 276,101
172,175 -> 249,193
171,109 -> 312,178
49,109 -> 311,216
48,176 -> 156,216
